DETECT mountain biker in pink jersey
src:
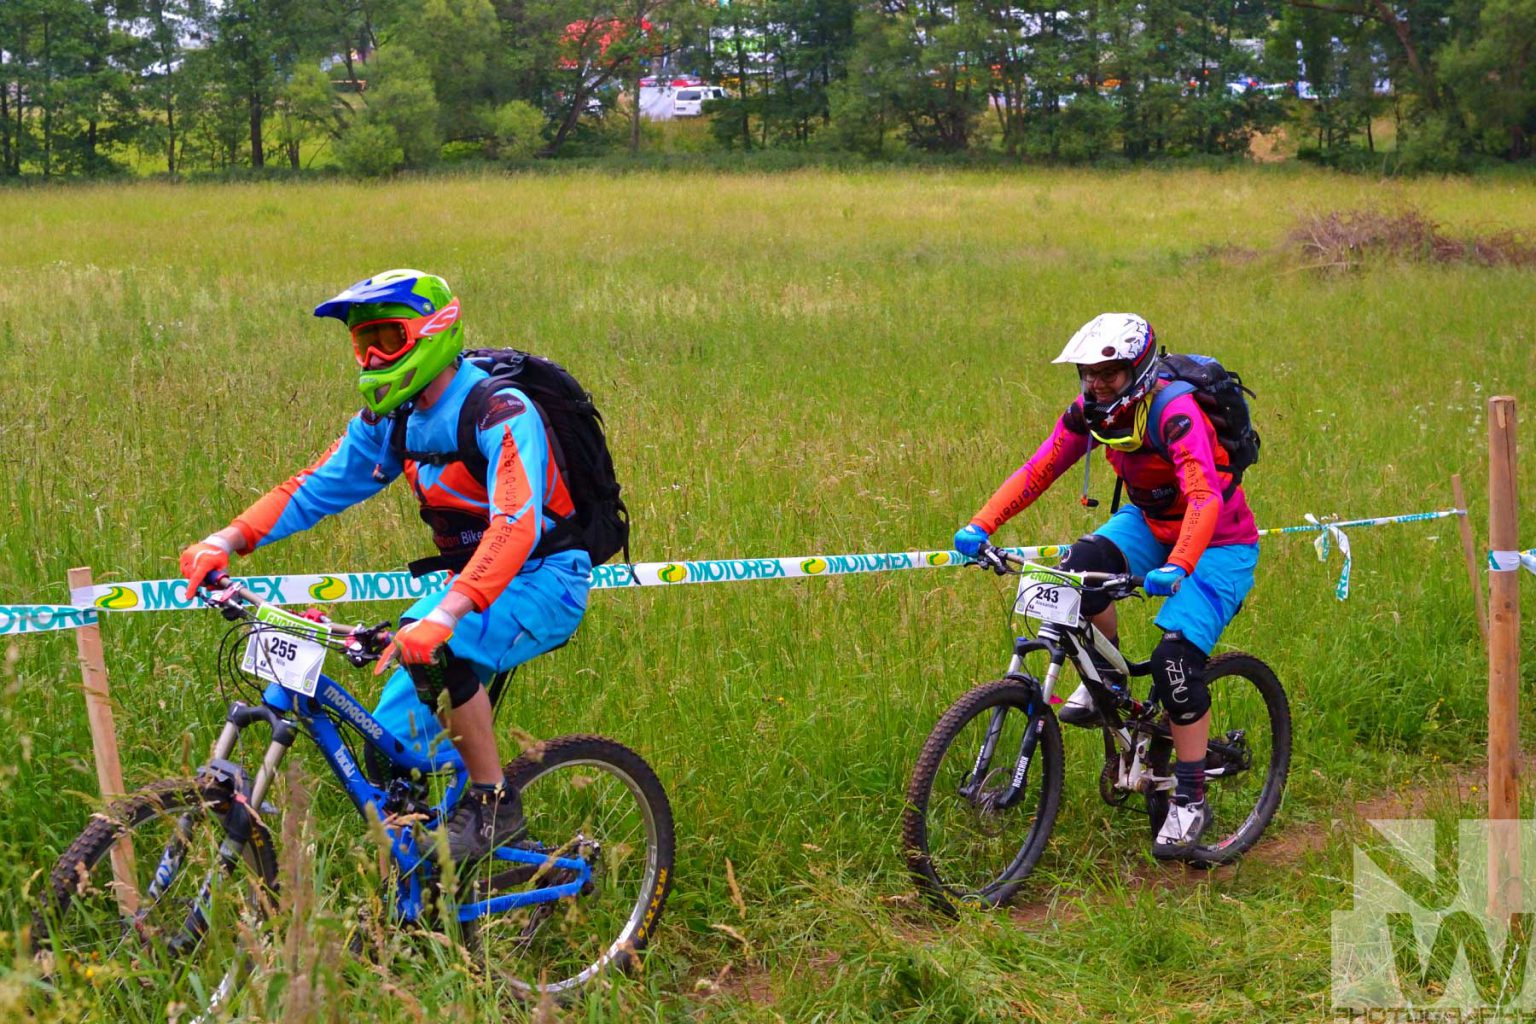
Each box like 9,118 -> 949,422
952,313 -> 1259,861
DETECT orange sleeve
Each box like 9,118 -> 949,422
450,425 -> 541,611
970,415 -> 1091,534
1164,423 -> 1224,573
230,436 -> 343,553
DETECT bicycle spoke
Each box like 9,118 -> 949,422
905,683 -> 1063,909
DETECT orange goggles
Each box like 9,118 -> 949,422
349,298 -> 460,367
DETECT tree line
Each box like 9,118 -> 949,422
1,0 -> 1531,179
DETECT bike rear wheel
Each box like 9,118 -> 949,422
903,680 -> 1064,912
33,776 -> 279,1022
1146,652 -> 1291,864
457,734 -> 674,1002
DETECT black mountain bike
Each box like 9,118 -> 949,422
903,543 -> 1290,910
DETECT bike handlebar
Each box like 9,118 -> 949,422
974,543 -> 1145,595
200,570 -> 393,664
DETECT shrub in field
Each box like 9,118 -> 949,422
481,100 -> 546,162
1289,208 -> 1536,270
333,121 -> 406,178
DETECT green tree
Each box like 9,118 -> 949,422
1439,0 -> 1536,158
210,0 -> 304,167
831,1 -> 987,154
481,97 -> 545,158
351,43 -> 440,167
131,0 -> 208,175
333,116 -> 402,174
396,0 -> 507,143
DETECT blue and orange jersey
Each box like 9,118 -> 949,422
970,388 -> 1258,572
230,362 -> 576,612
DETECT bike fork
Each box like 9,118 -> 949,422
984,657 -> 1067,811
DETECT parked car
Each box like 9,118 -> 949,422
673,86 -> 728,117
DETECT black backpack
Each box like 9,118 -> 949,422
388,349 -> 630,573
1144,352 -> 1261,493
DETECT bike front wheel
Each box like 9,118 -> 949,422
1146,652 -> 1292,864
903,680 -> 1064,912
458,734 -> 675,1002
32,776 -> 279,1022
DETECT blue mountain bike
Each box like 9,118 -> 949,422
33,573 -> 674,1018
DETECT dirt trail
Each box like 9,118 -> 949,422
695,761 -> 1510,1008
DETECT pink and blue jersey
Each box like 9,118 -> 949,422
971,388 -> 1258,572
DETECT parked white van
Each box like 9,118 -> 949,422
672,86 -> 728,117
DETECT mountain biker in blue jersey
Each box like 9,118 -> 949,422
180,269 -> 589,866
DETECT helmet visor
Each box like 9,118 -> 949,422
351,319 -> 417,367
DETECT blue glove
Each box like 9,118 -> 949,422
1145,564 -> 1187,597
953,524 -> 990,558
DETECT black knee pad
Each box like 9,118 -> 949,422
1150,631 -> 1210,725
1059,535 -> 1128,617
402,620 -> 484,711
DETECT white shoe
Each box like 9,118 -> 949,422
1152,798 -> 1212,860
1056,683 -> 1102,726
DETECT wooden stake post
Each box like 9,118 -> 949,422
1486,399 -> 1520,921
67,567 -> 137,915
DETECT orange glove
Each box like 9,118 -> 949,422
180,536 -> 234,600
376,609 -> 457,675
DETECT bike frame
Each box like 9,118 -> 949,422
965,589 -> 1178,815
205,668 -> 590,925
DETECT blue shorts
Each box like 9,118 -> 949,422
372,549 -> 591,756
1093,506 -> 1257,655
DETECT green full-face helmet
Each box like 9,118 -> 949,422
314,269 -> 464,415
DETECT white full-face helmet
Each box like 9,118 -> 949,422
1052,313 -> 1159,426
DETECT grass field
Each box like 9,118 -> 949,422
0,166 -> 1534,1022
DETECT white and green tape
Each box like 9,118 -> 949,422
587,546 -> 1066,589
0,604 -> 99,637
0,508 -> 1521,638
66,570 -> 452,617
1303,512 -> 1354,601
1255,508 -> 1466,537
53,547 -> 1066,621
1488,550 -> 1524,573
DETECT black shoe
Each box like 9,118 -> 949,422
445,783 -> 527,865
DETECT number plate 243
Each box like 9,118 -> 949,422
1013,576 -> 1082,627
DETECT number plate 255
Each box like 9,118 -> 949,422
241,628 -> 326,697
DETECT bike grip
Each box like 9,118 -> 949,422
1128,575 -> 1145,590
206,569 -> 231,589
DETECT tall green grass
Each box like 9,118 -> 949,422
0,167 -> 1532,1021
